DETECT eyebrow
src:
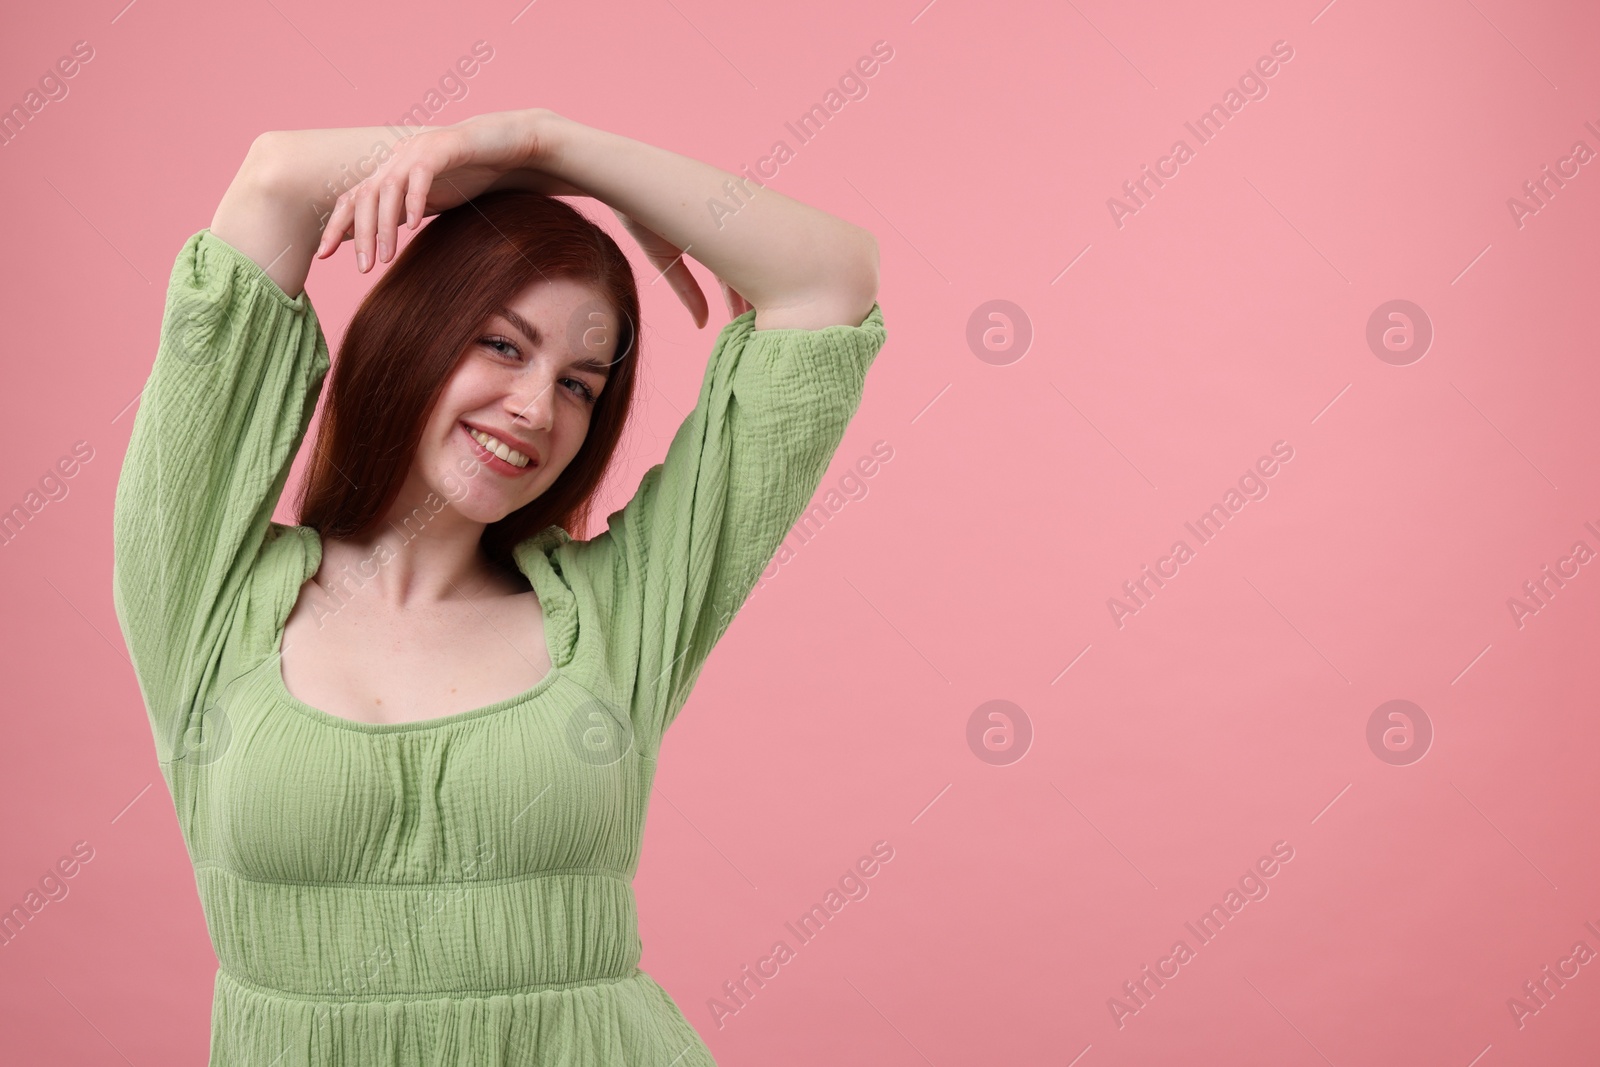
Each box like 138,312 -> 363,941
498,306 -> 615,378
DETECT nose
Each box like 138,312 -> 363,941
506,370 -> 558,432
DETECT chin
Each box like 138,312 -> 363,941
455,496 -> 529,526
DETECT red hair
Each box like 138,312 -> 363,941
294,189 -> 641,571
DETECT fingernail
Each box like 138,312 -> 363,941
378,239 -> 388,262
357,251 -> 368,272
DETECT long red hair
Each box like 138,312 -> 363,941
294,189 -> 641,572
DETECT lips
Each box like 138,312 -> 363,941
460,421 -> 539,476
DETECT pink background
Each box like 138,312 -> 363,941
3,0 -> 1599,1064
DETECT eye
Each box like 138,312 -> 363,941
479,336 -> 520,359
480,336 -> 599,405
562,378 -> 599,404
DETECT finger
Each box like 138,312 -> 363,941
405,164 -> 431,229
353,185 -> 379,272
375,174 -> 405,263
313,192 -> 348,259
662,260 -> 708,329
723,281 -> 750,320
316,193 -> 353,259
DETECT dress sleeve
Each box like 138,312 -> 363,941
112,229 -> 330,765
555,301 -> 887,747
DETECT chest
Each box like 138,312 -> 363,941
172,534 -> 653,887
202,660 -> 651,883
278,577 -> 554,726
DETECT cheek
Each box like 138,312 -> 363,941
436,361 -> 499,415
424,402 -> 479,480
421,431 -> 463,490
563,410 -> 597,458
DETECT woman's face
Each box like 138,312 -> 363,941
411,275 -> 621,526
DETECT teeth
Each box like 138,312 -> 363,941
468,427 -> 532,468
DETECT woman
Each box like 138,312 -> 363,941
111,106 -> 885,1065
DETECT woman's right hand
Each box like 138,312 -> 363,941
314,109 -> 576,272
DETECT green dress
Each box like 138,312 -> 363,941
112,229 -> 886,1066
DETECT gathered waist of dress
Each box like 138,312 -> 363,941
195,864 -> 643,999
205,966 -> 720,1067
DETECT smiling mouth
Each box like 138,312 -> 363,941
460,422 -> 538,476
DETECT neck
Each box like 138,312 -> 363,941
320,498 -> 520,611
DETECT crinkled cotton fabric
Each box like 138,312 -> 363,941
111,228 -> 886,1065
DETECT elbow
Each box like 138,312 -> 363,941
236,131 -> 293,198
847,228 -> 880,303
817,228 -> 880,326
753,228 -> 880,331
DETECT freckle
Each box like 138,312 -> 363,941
374,698 -> 382,705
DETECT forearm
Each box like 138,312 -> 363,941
266,126 -> 445,227
211,125 -> 437,298
534,111 -> 878,321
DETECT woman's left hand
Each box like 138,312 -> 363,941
718,277 -> 753,320
610,208 -> 748,328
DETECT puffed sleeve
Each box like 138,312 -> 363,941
112,229 -> 330,765
551,301 -> 887,749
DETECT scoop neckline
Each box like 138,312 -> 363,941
264,526 -> 565,735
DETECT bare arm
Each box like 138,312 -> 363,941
210,126 -> 445,299
314,109 -> 880,332
530,111 -> 879,331
211,122 -> 576,303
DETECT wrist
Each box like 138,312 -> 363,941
443,108 -> 555,172
526,108 -> 581,173
469,110 -> 589,198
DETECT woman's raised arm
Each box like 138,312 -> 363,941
210,126 -> 446,299
528,110 -> 879,331
315,109 -> 881,332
